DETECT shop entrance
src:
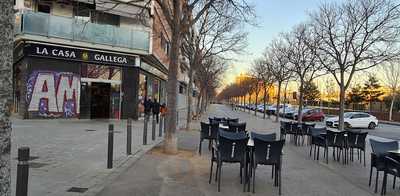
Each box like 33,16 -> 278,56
90,82 -> 111,119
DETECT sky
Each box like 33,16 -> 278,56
222,0 -> 344,87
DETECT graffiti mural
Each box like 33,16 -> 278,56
27,71 -> 80,118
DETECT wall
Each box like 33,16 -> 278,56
151,2 -> 171,68
52,2 -> 73,17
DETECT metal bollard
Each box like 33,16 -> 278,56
16,147 -> 30,196
127,118 -> 132,155
143,115 -> 148,145
159,115 -> 163,137
107,124 -> 114,169
152,115 -> 156,141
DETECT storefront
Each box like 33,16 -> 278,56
137,61 -> 167,118
14,42 -> 142,119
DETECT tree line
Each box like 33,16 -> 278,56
219,0 -> 400,130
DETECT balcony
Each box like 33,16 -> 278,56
15,11 -> 150,53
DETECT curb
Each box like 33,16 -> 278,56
82,138 -> 164,196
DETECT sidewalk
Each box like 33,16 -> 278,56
11,117 -> 164,196
95,104 -> 398,196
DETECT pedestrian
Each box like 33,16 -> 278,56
160,103 -> 167,117
152,98 -> 160,123
143,98 -> 153,121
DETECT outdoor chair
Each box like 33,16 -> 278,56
227,118 -> 239,125
228,122 -> 247,133
302,123 -> 316,145
309,127 -> 326,160
199,122 -> 219,155
252,138 -> 285,195
280,121 -> 291,140
324,130 -> 346,164
381,156 -> 400,195
211,130 -> 248,192
347,131 -> 368,166
369,139 -> 399,193
251,132 -> 276,141
289,122 -> 301,145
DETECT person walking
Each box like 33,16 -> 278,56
152,98 -> 160,123
143,98 -> 153,121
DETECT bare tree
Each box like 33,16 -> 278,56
149,0 -> 254,153
264,39 -> 292,122
283,24 -> 323,123
310,0 -> 400,130
182,2 -> 248,130
0,0 -> 13,195
251,59 -> 274,118
380,61 -> 400,121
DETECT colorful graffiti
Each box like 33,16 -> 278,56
27,71 -> 80,118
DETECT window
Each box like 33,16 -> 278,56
179,83 -> 187,94
38,3 -> 51,13
160,33 -> 170,55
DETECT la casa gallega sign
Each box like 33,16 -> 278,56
28,44 -> 134,66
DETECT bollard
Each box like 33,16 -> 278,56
159,115 -> 163,137
16,147 -> 30,196
152,115 -> 156,141
143,115 -> 148,145
127,118 -> 132,155
164,115 -> 167,133
107,124 -> 114,169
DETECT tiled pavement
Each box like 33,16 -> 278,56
95,104 -> 400,196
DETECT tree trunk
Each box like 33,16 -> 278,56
297,81 -> 304,124
263,83 -> 267,119
164,3 -> 182,154
338,75 -> 345,131
248,93 -> 251,114
185,68 -> 193,130
282,81 -> 289,119
275,81 -> 282,122
0,1 -> 13,195
389,93 -> 395,121
255,83 -> 259,116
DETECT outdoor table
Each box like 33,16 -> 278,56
388,149 -> 400,157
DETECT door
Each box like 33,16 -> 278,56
80,82 -> 91,119
90,82 -> 111,119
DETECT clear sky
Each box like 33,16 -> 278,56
222,0 -> 344,87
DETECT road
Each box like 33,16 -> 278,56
235,107 -> 400,141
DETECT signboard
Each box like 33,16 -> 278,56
25,43 -> 137,67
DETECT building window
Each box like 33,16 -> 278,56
179,83 -> 187,94
37,2 -> 51,13
160,33 -> 170,55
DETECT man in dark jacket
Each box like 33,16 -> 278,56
152,98 -> 160,123
143,98 -> 153,120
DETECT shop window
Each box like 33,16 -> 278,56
81,64 -> 121,81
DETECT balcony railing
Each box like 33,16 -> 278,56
15,11 -> 150,52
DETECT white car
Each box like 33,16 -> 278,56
325,112 -> 378,129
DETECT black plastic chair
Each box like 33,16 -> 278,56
251,132 -> 276,141
227,118 -> 239,125
302,123 -> 316,145
199,122 -> 219,155
347,131 -> 368,166
369,139 -> 399,193
381,156 -> 400,195
309,127 -> 326,160
212,130 -> 248,192
324,130 -> 346,164
280,121 -> 291,140
228,122 -> 246,133
289,122 -> 301,145
252,138 -> 285,194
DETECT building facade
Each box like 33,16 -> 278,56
13,0 -> 172,120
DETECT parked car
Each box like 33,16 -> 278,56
286,108 -> 310,119
278,105 -> 295,117
302,108 -> 325,121
325,112 -> 378,129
